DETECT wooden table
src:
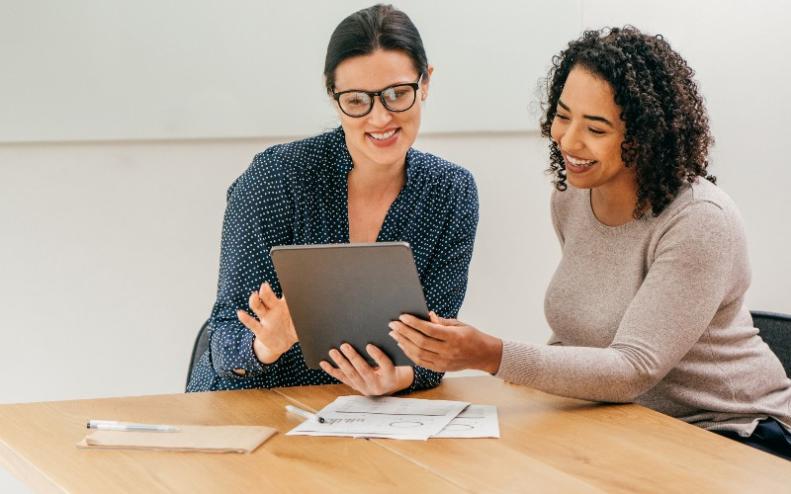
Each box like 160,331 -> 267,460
0,376 -> 789,493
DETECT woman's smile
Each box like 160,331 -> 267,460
366,127 -> 401,147
563,152 -> 598,173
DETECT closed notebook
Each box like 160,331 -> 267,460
77,425 -> 277,454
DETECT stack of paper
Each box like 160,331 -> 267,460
286,396 -> 499,440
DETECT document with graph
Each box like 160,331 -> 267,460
433,404 -> 500,438
286,396 -> 470,440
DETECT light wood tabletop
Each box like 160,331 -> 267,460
1,376 -> 789,493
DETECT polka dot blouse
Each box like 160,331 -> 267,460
187,127 -> 479,393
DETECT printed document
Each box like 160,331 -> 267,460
287,396 -> 470,440
433,404 -> 500,438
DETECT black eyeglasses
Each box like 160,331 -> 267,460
332,77 -> 422,118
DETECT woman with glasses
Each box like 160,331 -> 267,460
390,27 -> 791,459
187,4 -> 478,396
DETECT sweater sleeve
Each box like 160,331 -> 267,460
496,201 -> 733,402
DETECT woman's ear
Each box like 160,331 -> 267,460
421,65 -> 434,101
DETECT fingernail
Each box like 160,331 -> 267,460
388,331 -> 396,339
388,322 -> 396,330
342,344 -> 351,352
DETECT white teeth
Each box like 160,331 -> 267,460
369,129 -> 397,140
566,154 -> 596,166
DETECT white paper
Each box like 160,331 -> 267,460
433,404 -> 500,438
286,396 -> 470,440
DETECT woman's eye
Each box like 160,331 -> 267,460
383,88 -> 408,101
589,128 -> 605,135
555,114 -> 569,121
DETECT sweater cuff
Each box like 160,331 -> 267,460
494,340 -> 542,385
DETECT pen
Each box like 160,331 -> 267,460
86,420 -> 180,432
285,405 -> 326,423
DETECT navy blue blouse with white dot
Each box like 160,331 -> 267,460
186,127 -> 478,393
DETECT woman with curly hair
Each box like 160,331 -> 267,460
390,27 -> 791,459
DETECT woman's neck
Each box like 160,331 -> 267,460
347,155 -> 406,198
590,175 -> 639,227
346,155 -> 406,243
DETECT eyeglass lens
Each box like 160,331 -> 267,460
338,84 -> 416,116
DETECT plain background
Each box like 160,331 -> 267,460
2,1 -> 790,490
2,0 -> 790,406
1,0 -> 581,139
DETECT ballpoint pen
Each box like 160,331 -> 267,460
86,420 -> 180,432
285,405 -> 326,423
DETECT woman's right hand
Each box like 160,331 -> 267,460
237,282 -> 298,365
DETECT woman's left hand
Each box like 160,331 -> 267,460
388,312 -> 503,374
319,344 -> 414,396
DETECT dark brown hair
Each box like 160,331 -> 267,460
541,26 -> 715,218
324,4 -> 428,93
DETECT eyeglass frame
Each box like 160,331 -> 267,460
331,76 -> 423,118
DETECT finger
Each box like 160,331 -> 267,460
392,335 -> 438,369
237,310 -> 262,336
388,321 -> 445,353
249,291 -> 268,319
389,328 -> 437,363
319,360 -> 349,384
429,311 -> 462,326
397,338 -> 446,372
366,344 -> 395,374
340,344 -> 377,386
329,348 -> 367,391
397,314 -> 452,340
258,282 -> 278,309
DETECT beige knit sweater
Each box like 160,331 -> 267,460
496,179 -> 791,435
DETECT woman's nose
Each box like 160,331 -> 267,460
367,98 -> 393,126
559,124 -> 585,152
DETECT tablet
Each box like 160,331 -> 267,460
270,242 -> 429,369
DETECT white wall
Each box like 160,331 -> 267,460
1,0 -> 791,405
0,0 -> 579,141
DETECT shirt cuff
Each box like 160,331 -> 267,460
228,331 -> 267,378
396,366 -> 442,394
228,334 -> 304,386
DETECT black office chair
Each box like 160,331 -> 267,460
751,310 -> 791,378
186,320 -> 211,389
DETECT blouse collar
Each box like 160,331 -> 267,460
332,126 -> 418,186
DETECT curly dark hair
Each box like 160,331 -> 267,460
540,26 -> 715,218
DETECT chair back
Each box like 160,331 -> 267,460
187,320 -> 211,388
751,310 -> 791,378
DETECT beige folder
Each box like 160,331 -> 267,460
77,425 -> 277,453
